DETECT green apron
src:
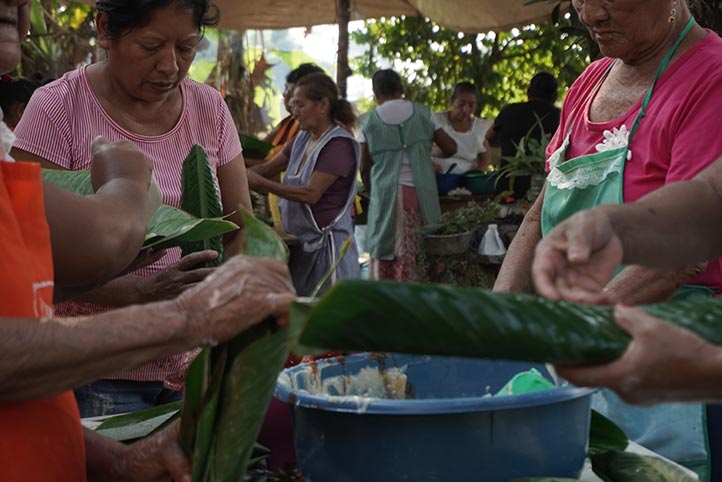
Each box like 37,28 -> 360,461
541,18 -> 712,481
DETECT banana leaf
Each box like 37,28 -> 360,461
94,400 -> 182,442
179,208 -> 290,482
290,279 -> 722,365
180,145 -> 229,266
41,168 -> 238,250
590,451 -> 697,482
588,410 -> 629,457
240,134 -> 274,160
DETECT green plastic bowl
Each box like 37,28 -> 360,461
463,170 -> 497,194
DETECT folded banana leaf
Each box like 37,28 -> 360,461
180,145 -> 229,266
291,279 -> 722,365
180,208 -> 291,482
41,168 -> 238,250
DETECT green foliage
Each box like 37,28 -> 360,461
351,15 -> 590,118
591,451 -> 697,482
180,145 -> 229,266
434,200 -> 500,235
21,0 -> 94,79
40,168 -> 238,251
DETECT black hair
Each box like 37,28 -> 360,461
95,0 -> 219,39
371,69 -> 403,97
296,72 -> 357,130
527,72 -> 558,103
286,63 -> 324,84
0,76 -> 36,114
452,81 -> 477,100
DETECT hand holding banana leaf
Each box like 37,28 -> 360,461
556,305 -> 722,404
532,208 -> 622,305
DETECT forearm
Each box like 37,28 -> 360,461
477,150 -> 491,171
66,275 -> 146,306
604,176 -> 722,268
0,301 -> 191,400
494,191 -> 544,293
253,176 -> 320,204
606,263 -> 707,305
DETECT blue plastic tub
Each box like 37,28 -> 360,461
275,353 -> 594,482
436,173 -> 463,195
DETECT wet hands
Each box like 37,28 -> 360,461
175,254 -> 296,347
532,209 -> 623,304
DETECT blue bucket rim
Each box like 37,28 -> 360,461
275,353 -> 596,415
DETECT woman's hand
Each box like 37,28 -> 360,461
532,208 -> 622,304
135,250 -> 220,303
87,420 -> 191,482
174,254 -> 296,347
556,305 -> 722,404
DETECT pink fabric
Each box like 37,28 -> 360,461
370,185 -> 422,282
13,66 -> 243,386
546,30 -> 722,290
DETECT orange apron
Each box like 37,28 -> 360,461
0,161 -> 86,482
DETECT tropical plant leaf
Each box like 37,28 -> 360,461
210,323 -> 291,482
42,168 -> 93,194
239,134 -> 274,160
591,451 -> 697,482
239,209 -> 288,262
588,410 -> 629,457
179,210 -> 291,482
144,205 -> 237,250
180,144 -> 229,266
40,169 -> 238,250
291,279 -> 722,365
94,400 -> 182,442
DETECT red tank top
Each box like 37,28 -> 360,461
0,161 -> 85,482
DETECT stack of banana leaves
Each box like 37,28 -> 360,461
90,146 -> 718,482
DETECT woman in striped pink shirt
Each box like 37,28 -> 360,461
12,0 -> 252,417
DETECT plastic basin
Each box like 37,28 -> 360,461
436,173 -> 463,195
422,230 -> 473,255
463,170 -> 497,194
275,353 -> 594,482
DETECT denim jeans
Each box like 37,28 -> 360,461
74,379 -> 183,418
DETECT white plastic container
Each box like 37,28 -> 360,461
479,224 -> 506,263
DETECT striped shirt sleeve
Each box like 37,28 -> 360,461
14,86 -> 75,169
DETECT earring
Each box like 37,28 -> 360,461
668,0 -> 677,23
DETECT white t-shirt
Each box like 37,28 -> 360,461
432,111 -> 491,174
359,99 -> 441,186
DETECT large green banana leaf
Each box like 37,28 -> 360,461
180,209 -> 290,482
41,168 -> 238,250
290,279 -> 722,365
180,145 -> 229,266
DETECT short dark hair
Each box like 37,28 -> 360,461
286,63 -> 324,84
452,81 -> 477,100
372,69 -> 403,97
95,0 -> 219,39
527,72 -> 558,103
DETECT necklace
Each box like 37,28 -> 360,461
296,124 -> 336,175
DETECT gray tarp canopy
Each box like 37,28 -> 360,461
77,0 -> 555,33
215,0 -> 554,33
